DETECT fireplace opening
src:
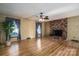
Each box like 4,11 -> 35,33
50,30 -> 63,37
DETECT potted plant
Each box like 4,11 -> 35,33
2,21 -> 14,46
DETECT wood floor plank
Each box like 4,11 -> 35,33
0,37 -> 79,56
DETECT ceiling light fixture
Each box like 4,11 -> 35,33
39,12 -> 49,22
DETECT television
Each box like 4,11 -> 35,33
53,30 -> 62,36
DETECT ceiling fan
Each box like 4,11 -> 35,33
25,12 -> 49,22
36,12 -> 49,22
39,12 -> 49,19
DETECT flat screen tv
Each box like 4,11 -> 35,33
53,30 -> 62,36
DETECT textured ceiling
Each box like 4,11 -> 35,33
0,3 -> 79,20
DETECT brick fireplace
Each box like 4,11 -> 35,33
49,18 -> 67,39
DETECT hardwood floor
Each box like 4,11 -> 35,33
0,37 -> 79,56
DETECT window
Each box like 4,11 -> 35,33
10,21 -> 19,37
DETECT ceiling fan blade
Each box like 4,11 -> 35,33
44,16 -> 49,19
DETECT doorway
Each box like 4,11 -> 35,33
36,22 -> 42,38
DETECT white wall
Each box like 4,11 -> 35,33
67,16 -> 79,40
0,16 -> 6,43
0,16 -> 5,22
20,19 -> 35,40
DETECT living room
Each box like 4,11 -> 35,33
0,3 -> 79,56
